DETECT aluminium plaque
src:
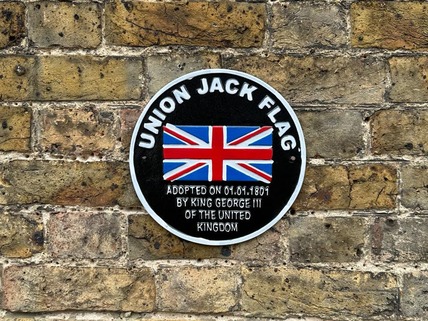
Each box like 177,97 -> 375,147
130,69 -> 305,246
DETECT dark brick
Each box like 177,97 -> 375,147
48,212 -> 122,259
289,217 -> 367,263
0,2 -> 25,48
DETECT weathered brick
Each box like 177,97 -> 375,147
289,217 -> 367,263
298,110 -> 365,159
39,106 -> 116,156
129,215 -> 224,260
0,317 -> 35,321
401,166 -> 428,210
0,160 -> 139,207
0,319 -> 99,321
0,106 -> 31,152
48,212 -> 122,259
105,1 -> 265,48
28,2 -> 101,48
371,110 -> 428,156
0,264 -> 2,307
0,56 -> 35,101
129,214 -> 286,262
120,108 -> 141,152
223,55 -> 386,104
230,219 -> 287,263
271,2 -> 347,49
157,267 -> 239,313
348,164 -> 397,210
294,165 -> 397,210
0,212 -> 43,258
294,165 -> 350,210
146,53 -> 221,95
402,272 -> 428,317
351,2 -> 428,50
389,57 -> 428,103
37,56 -> 142,101
0,318 -> 35,321
372,217 -> 428,263
242,267 -> 398,318
0,2 -> 25,48
2,265 -> 155,312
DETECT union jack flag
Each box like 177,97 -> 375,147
162,124 -> 273,183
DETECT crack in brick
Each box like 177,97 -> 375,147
243,288 -> 265,308
375,186 -> 386,205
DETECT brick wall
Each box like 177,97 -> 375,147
0,0 -> 427,320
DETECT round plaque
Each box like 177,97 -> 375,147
130,69 -> 305,246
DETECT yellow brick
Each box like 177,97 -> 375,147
0,106 -> 31,151
105,1 -> 265,48
294,165 -> 397,210
3,266 -> 155,312
0,56 -> 35,101
0,160 -> 139,207
37,56 -> 142,100
0,212 -> 43,258
224,55 -> 386,104
0,2 -> 25,48
294,165 -> 351,210
351,1 -> 428,50
349,165 -> 397,209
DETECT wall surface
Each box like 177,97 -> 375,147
0,0 -> 427,320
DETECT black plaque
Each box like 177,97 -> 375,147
130,69 -> 306,245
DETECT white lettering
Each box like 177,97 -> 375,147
281,135 -> 297,151
185,209 -> 197,219
217,210 -> 251,220
190,197 -> 212,207
258,95 -> 275,109
225,78 -> 239,94
143,115 -> 162,134
196,221 -> 238,232
209,77 -> 225,93
275,121 -> 291,137
267,106 -> 281,123
152,108 -> 166,121
138,133 -> 155,148
197,78 -> 209,95
172,85 -> 191,104
239,82 -> 257,101
159,97 -> 175,113
176,197 -> 189,207
214,198 -> 251,209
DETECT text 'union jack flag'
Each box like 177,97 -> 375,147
162,124 -> 273,183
